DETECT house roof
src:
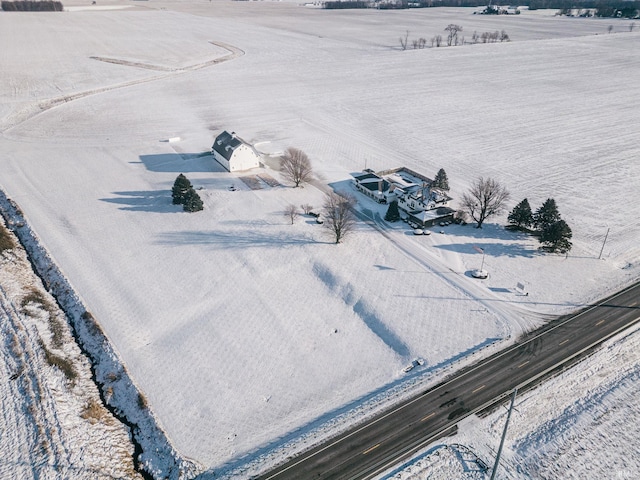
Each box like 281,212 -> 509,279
352,172 -> 381,182
212,130 -> 243,161
360,179 -> 390,192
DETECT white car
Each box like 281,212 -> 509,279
413,229 -> 424,235
471,269 -> 489,279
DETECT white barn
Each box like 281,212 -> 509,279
211,131 -> 261,172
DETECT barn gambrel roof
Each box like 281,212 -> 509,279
212,131 -> 243,161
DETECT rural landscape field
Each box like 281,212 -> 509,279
1,1 -> 639,479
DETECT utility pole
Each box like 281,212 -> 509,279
490,388 -> 517,480
598,227 -> 610,260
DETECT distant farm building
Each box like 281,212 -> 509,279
212,131 -> 261,172
352,167 -> 455,227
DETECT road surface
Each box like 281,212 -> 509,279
258,281 -> 640,480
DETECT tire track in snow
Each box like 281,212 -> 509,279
0,283 -> 71,478
356,209 -> 548,340
1,41 -> 244,135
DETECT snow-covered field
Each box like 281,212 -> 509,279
1,1 -> 639,478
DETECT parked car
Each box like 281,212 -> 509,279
402,358 -> 425,373
413,229 -> 424,235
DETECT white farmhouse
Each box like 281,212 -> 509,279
352,167 -> 456,227
211,130 -> 261,172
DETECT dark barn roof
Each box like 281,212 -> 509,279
212,131 -> 242,161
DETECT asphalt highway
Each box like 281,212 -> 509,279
258,281 -> 640,480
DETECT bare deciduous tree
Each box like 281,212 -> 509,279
412,37 -> 427,49
280,147 -> 313,187
445,24 -> 463,46
284,204 -> 299,225
399,30 -> 409,51
323,192 -> 356,244
301,203 -> 313,215
461,177 -> 510,228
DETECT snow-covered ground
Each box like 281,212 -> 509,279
0,218 -> 141,480
383,324 -> 640,480
0,2 -> 639,478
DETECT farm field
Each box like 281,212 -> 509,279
1,1 -> 639,478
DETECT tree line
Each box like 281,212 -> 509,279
456,176 -> 572,253
1,1 -> 63,11
508,198 -> 572,253
399,25 -> 510,50
323,0 -> 639,12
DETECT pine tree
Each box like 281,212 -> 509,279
432,168 -> 450,191
384,200 -> 401,222
540,220 -> 572,253
183,188 -> 204,212
507,198 -> 533,228
534,198 -> 561,230
172,174 -> 192,205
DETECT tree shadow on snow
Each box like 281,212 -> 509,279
136,152 -> 222,173
100,190 -> 179,213
155,230 -> 319,248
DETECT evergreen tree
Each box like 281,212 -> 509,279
172,174 -> 192,205
182,188 -> 204,212
432,168 -> 450,191
539,219 -> 572,253
507,198 -> 533,228
534,198 -> 561,230
384,200 -> 401,222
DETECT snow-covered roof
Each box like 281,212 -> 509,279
212,130 -> 243,160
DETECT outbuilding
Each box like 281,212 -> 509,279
212,130 -> 261,172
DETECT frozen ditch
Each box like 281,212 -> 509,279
0,188 -> 200,480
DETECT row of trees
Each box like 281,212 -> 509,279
1,1 -> 63,10
400,25 -> 509,50
284,192 -> 356,244
508,198 -> 573,252
456,178 -> 572,253
172,174 -> 204,212
323,0 -> 640,10
278,147 -> 357,243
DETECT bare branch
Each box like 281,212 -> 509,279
399,30 -> 409,51
460,177 -> 510,228
280,147 -> 313,188
284,204 -> 299,225
323,192 -> 356,244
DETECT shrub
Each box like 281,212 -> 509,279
39,337 -> 77,385
384,201 -> 401,222
0,222 -> 16,253
80,399 -> 106,424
